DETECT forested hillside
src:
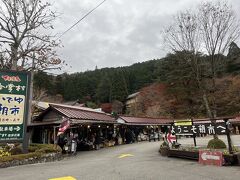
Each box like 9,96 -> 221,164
34,59 -> 162,103
34,42 -> 240,118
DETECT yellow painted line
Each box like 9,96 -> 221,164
48,176 -> 77,180
118,154 -> 134,158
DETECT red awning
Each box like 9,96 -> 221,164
119,116 -> 173,125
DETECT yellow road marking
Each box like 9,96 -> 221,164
48,176 -> 77,180
118,153 -> 134,158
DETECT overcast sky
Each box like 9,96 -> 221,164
51,0 -> 240,73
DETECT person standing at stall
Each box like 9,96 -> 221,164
94,132 -> 101,150
70,133 -> 77,155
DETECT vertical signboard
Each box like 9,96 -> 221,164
0,70 -> 30,142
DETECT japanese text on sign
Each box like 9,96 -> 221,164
0,70 -> 30,142
0,94 -> 25,124
172,123 -> 226,135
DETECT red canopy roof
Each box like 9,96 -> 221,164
34,103 -> 115,123
119,116 -> 173,125
50,104 -> 115,122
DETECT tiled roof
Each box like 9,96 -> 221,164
230,117 -> 240,124
119,116 -> 173,125
50,104 -> 114,122
47,104 -> 115,122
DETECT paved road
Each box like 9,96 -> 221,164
0,141 -> 239,180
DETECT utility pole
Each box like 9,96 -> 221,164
22,54 -> 35,153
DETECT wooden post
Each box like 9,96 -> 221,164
171,123 -> 178,143
191,119 -> 197,147
22,71 -> 32,153
53,126 -> 56,144
193,134 -> 197,147
224,119 -> 233,154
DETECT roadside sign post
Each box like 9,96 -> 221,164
171,122 -> 177,143
0,70 -> 31,153
191,119 -> 197,147
167,131 -> 176,144
199,150 -> 223,166
174,119 -> 197,146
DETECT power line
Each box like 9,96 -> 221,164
57,0 -> 107,39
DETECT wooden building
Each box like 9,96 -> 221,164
29,103 -> 116,145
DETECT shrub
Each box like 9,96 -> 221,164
29,144 -> 62,153
0,144 -> 62,163
0,152 -> 42,163
28,146 -> 39,152
159,141 -> 170,156
160,141 -> 169,148
36,146 -> 61,154
232,146 -> 240,153
0,149 -> 11,157
207,138 -> 227,149
9,146 -> 23,155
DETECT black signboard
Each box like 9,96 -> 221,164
172,122 -> 226,135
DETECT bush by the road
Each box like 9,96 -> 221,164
207,138 -> 227,149
0,144 -> 62,163
159,141 -> 170,156
29,144 -> 62,153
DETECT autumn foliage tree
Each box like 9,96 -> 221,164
128,83 -> 172,118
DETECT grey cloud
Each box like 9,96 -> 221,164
51,0 -> 240,73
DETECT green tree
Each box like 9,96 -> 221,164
95,74 -> 112,103
110,70 -> 128,102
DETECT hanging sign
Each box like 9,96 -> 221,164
0,70 -> 30,142
174,119 -> 192,126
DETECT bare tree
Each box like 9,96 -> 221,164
164,0 -> 240,118
164,10 -> 212,118
198,1 -> 240,117
0,0 -> 62,71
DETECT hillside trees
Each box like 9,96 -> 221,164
214,76 -> 240,116
159,52 -> 204,117
33,71 -> 53,101
51,61 -> 159,104
96,74 -> 112,103
227,42 -> 240,73
33,44 -> 240,117
110,69 -> 128,102
129,83 -> 172,118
